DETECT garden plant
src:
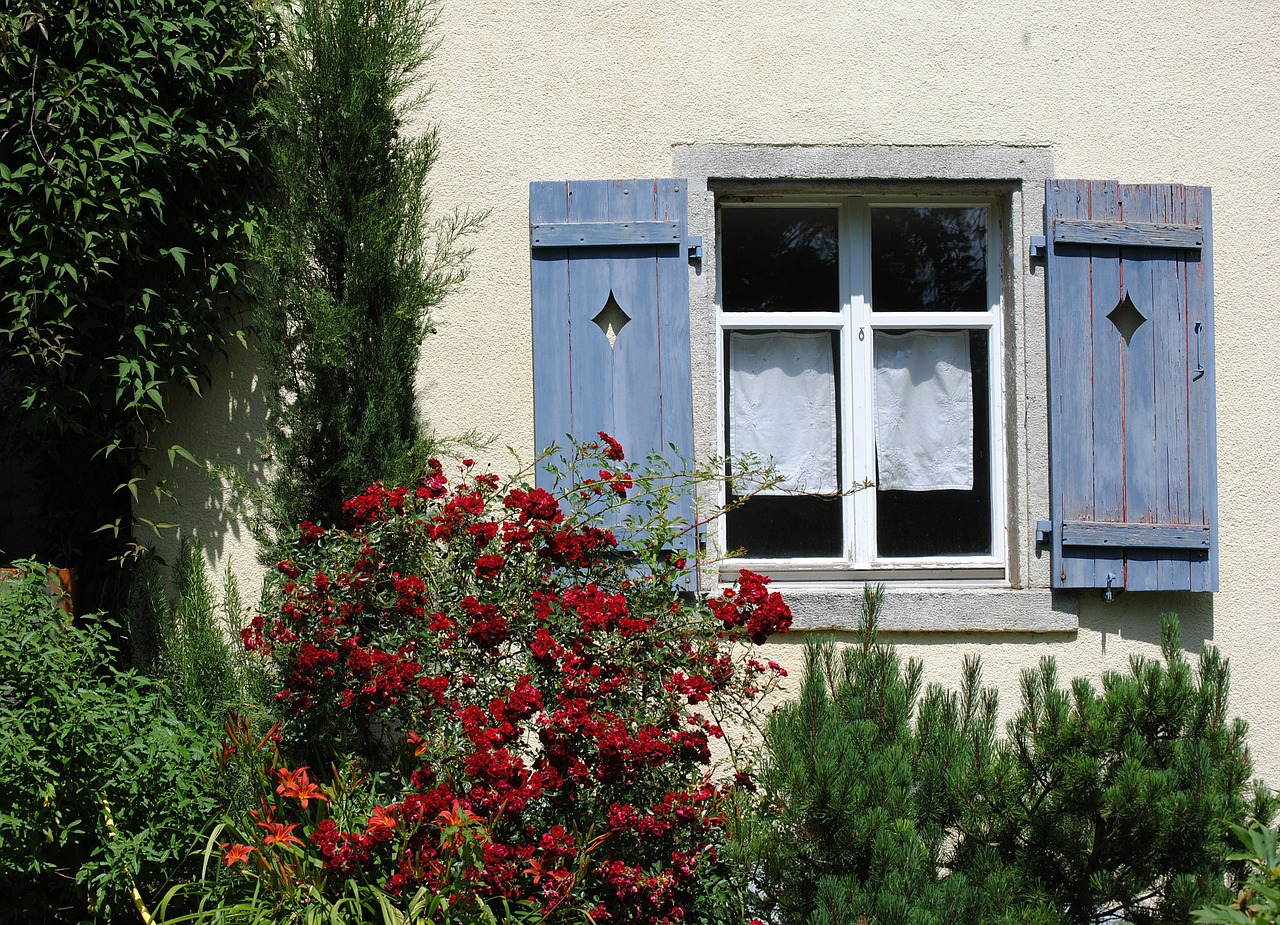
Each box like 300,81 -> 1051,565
158,436 -> 792,924
746,590 -> 1273,925
0,564 -> 223,923
1,1 -> 273,602
254,0 -> 484,533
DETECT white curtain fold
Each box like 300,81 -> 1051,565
874,330 -> 974,491
729,331 -> 838,494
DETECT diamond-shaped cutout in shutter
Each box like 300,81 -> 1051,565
592,291 -> 631,348
1107,292 -> 1147,345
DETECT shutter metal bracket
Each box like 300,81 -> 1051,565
1035,519 -> 1052,546
687,235 -> 703,262
1029,235 -> 1047,262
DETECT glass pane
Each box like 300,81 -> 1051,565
721,207 -> 839,312
727,493 -> 843,558
876,329 -> 992,557
724,330 -> 842,558
871,207 -> 987,312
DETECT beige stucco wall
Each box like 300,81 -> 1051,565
142,0 -> 1280,781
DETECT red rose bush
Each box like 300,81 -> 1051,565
209,437 -> 791,923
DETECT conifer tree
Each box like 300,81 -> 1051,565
748,587 -> 1047,925
985,616 -> 1273,925
256,0 -> 481,529
747,597 -> 1272,925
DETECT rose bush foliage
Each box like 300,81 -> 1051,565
215,437 -> 791,923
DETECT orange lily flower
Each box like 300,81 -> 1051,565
275,765 -> 329,809
435,798 -> 477,829
220,843 -> 256,866
256,820 -> 304,848
368,805 -> 398,832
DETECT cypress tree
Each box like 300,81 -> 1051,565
257,0 -> 481,529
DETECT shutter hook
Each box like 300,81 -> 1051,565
1104,572 -> 1117,603
1194,322 -> 1205,375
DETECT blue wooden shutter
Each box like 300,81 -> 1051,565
529,178 -> 695,549
1045,180 -> 1217,592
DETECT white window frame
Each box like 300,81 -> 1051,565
716,195 -> 1007,581
674,146 -> 1077,629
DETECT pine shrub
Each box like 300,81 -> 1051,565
987,616 -> 1273,924
748,587 -> 1045,925
747,593 -> 1272,925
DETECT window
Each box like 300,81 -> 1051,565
531,152 -> 1215,612
717,197 -> 1006,579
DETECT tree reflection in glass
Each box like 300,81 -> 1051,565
721,207 -> 839,312
871,207 -> 987,312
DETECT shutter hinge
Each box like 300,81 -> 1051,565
1035,519 -> 1052,545
1029,235 -> 1047,262
687,235 -> 703,262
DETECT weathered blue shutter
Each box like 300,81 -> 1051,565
1045,180 -> 1217,592
529,179 -> 695,551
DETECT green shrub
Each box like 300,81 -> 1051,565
126,539 -> 270,732
745,587 -> 1047,925
256,0 -> 484,530
988,616 -> 1272,924
0,561 -> 219,923
1,1 -> 276,577
747,596 -> 1271,925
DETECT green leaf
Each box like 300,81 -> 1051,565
166,247 -> 190,273
167,444 -> 198,467
116,478 -> 143,503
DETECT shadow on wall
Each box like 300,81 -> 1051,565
138,333 -> 272,574
0,365 -> 44,559
1075,587 -> 1215,653
760,588 -> 1215,662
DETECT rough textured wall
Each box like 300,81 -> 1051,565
142,0 -> 1280,780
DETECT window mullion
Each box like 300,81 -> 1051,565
847,202 -> 876,566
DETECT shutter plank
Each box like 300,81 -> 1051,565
655,179 -> 694,467
1049,181 -> 1100,587
1087,180 -> 1127,589
1188,187 -> 1217,591
530,220 -> 682,248
567,180 -> 618,452
1152,185 -> 1193,589
1120,186 -> 1163,590
1053,218 -> 1203,249
1061,521 -> 1210,548
531,181 -> 573,481
608,179 -> 663,463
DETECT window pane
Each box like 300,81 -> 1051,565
721,207 -> 839,312
724,329 -> 842,558
727,493 -> 843,558
871,207 -> 987,312
875,329 -> 992,557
